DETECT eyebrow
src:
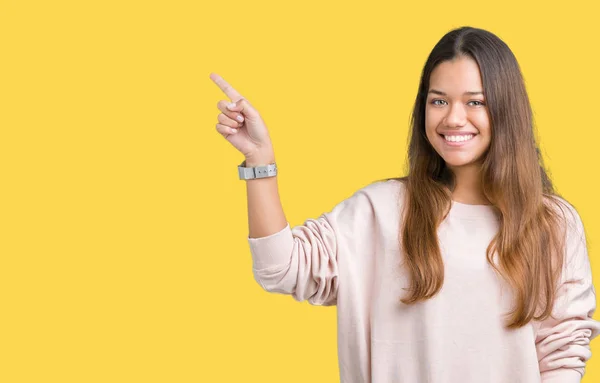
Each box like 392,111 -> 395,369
428,89 -> 484,96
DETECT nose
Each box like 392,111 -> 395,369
444,102 -> 467,127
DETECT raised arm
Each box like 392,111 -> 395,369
210,72 -> 380,306
210,72 -> 338,305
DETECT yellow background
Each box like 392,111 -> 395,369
1,0 -> 599,381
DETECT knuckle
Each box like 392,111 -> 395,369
218,113 -> 232,125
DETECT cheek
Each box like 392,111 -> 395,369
473,112 -> 491,133
424,107 -> 437,125
425,126 -> 439,144
424,110 -> 440,136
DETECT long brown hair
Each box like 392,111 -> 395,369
377,26 -> 580,329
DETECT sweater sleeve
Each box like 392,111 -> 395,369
246,187 -> 372,306
535,203 -> 600,382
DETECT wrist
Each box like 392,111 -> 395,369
245,143 -> 275,166
245,154 -> 275,167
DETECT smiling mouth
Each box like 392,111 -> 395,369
439,133 -> 477,144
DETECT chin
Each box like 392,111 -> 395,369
442,155 -> 483,169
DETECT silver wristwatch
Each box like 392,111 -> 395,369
238,160 -> 277,180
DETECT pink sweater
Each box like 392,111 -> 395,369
247,179 -> 600,382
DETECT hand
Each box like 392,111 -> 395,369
209,73 -> 275,161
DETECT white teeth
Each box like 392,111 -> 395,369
444,134 -> 474,142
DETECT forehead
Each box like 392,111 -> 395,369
429,56 -> 483,93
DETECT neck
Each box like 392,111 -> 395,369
448,163 -> 491,205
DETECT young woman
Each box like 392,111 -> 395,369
210,26 -> 600,383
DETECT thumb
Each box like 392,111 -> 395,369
226,98 -> 260,121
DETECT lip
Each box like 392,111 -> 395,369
438,132 -> 478,136
439,132 -> 477,147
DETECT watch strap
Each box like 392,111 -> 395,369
238,160 -> 277,180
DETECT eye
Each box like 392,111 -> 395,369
430,99 -> 447,106
468,100 -> 486,106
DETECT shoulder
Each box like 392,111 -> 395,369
352,178 -> 407,204
323,178 -> 407,227
335,178 -> 406,213
543,194 -> 585,238
543,194 -> 589,274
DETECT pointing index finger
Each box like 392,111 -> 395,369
209,73 -> 243,102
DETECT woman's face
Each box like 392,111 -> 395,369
425,56 -> 492,170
